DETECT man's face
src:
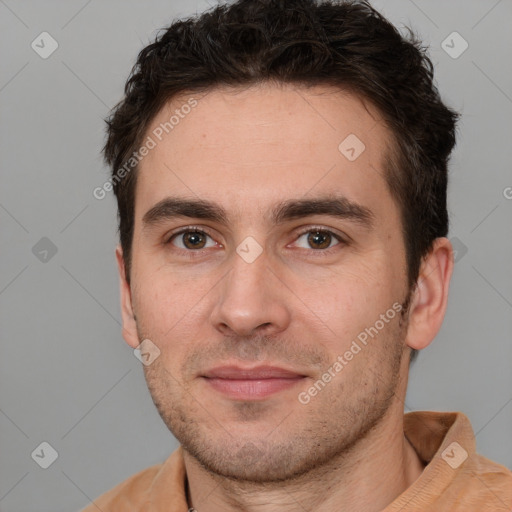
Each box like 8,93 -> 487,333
124,84 -> 411,481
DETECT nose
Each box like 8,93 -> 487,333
210,247 -> 291,338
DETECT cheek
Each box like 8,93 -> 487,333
290,260 -> 394,346
132,270 -> 205,345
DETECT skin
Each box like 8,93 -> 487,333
116,83 -> 454,512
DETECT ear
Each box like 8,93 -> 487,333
405,237 -> 454,351
116,245 -> 140,349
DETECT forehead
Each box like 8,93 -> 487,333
135,83 -> 397,226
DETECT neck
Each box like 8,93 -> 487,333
184,405 -> 425,512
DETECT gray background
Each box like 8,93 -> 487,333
0,0 -> 511,510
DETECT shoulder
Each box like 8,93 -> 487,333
79,463 -> 163,512
401,411 -> 512,510
450,452 -> 512,509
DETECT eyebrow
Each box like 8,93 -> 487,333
142,195 -> 374,230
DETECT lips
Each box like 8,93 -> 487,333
204,365 -> 304,380
202,365 -> 306,400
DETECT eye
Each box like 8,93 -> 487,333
294,228 -> 344,251
167,229 -> 217,250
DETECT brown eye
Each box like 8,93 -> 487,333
307,230 -> 332,249
293,229 -> 343,252
183,231 -> 206,249
169,230 -> 215,250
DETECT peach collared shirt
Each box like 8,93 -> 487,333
81,411 -> 512,511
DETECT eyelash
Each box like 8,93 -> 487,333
165,225 -> 348,256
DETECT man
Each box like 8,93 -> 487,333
83,0 -> 512,510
